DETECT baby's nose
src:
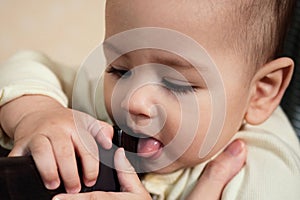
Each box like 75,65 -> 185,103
121,84 -> 159,119
121,84 -> 167,137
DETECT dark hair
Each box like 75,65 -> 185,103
230,0 -> 296,68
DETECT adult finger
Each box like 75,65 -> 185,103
114,148 -> 149,195
186,139 -> 247,200
52,191 -> 121,200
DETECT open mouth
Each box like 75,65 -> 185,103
137,137 -> 163,160
119,124 -> 164,160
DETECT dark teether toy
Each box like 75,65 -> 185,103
0,125 -> 139,200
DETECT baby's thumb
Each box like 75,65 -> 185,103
114,148 -> 145,193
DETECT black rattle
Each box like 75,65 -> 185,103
0,125 -> 139,200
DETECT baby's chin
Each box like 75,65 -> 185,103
138,158 -> 202,174
137,146 -> 216,174
141,165 -> 182,174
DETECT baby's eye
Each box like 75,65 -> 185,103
162,78 -> 197,95
106,65 -> 132,79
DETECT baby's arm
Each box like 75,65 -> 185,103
0,51 -> 113,193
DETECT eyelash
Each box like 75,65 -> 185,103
106,65 -> 197,95
161,79 -> 197,95
106,65 -> 131,78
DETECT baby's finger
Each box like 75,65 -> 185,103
52,149 -> 151,200
29,135 -> 60,190
50,133 -> 81,194
70,112 -> 113,188
73,111 -> 113,150
72,131 -> 99,187
8,142 -> 28,157
88,120 -> 113,150
187,139 -> 247,200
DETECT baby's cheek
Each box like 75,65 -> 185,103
103,77 -> 116,116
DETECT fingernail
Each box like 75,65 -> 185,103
115,148 -> 128,169
119,148 -> 126,159
53,195 -> 65,200
85,180 -> 96,187
225,140 -> 244,156
66,186 -> 80,194
45,180 -> 59,190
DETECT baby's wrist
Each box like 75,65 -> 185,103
0,95 -> 64,138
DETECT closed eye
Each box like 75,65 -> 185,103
106,65 -> 132,78
162,78 -> 197,95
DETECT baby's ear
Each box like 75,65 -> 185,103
245,57 -> 294,125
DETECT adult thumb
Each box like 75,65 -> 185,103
114,148 -> 145,194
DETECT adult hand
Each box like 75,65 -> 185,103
186,139 -> 246,200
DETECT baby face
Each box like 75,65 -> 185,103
103,0 -> 254,173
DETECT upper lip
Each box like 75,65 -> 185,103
123,123 -> 150,138
124,123 -> 163,143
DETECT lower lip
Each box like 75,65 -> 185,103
137,140 -> 163,160
147,146 -> 163,160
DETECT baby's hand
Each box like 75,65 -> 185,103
53,148 -> 152,200
0,95 -> 113,193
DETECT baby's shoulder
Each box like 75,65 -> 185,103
239,107 -> 300,172
223,107 -> 300,199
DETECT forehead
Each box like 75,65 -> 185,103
105,0 -> 229,51
104,0 -> 248,75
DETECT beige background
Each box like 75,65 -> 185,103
0,0 -> 105,67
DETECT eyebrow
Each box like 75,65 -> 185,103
149,54 -> 195,71
104,41 -> 204,71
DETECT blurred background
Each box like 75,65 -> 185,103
0,0 -> 105,67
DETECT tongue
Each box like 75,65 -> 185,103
137,138 -> 162,158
